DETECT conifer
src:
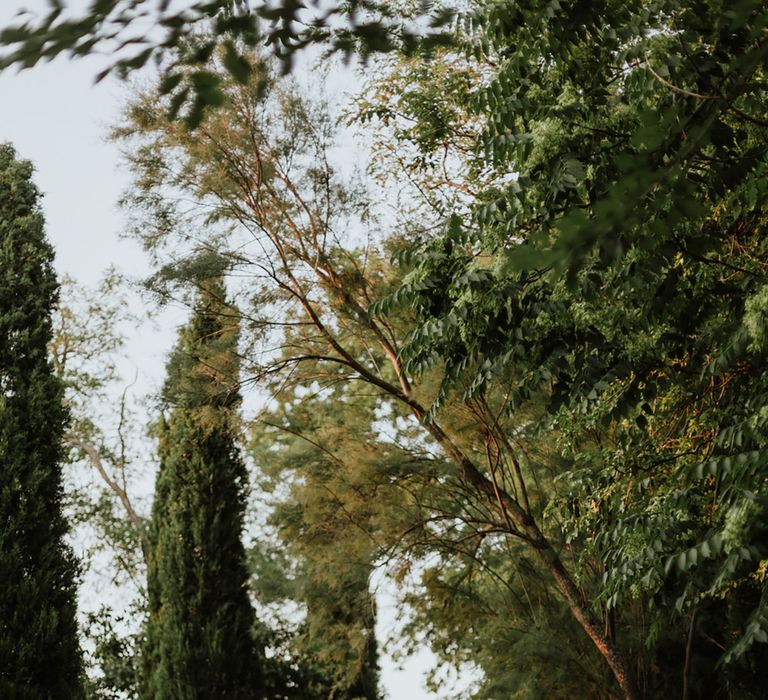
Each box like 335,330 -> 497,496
142,277 -> 259,699
0,144 -> 83,697
304,559 -> 379,700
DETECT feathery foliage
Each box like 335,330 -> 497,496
71,0 -> 768,695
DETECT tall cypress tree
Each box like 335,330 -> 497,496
0,144 -> 83,697
142,277 -> 259,699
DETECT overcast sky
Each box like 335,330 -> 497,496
0,3 -> 478,697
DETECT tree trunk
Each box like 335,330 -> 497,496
423,419 -> 642,700
534,537 -> 641,700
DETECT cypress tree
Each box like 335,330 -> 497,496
142,277 -> 259,699
304,559 -> 379,700
0,144 -> 83,698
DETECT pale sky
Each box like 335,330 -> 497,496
0,3 -> 475,698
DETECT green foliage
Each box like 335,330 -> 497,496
0,1 -> 456,127
50,274 -> 154,696
397,537 -> 612,700
142,277 -> 260,698
362,1 -> 768,694
0,143 -> 84,698
251,383 -> 398,700
53,272 -> 150,571
110,15 -> 768,692
53,271 -> 134,429
252,618 -> 340,700
83,606 -> 142,700
113,49 -> 644,698
13,0 -> 768,695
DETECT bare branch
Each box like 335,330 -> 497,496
66,433 -> 149,563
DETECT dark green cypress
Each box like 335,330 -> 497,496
0,144 -> 83,698
142,277 -> 259,699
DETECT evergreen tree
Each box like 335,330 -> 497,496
142,277 -> 259,699
303,558 -> 379,700
0,143 -> 83,698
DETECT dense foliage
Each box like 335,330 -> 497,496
369,1 -> 768,697
0,144 -> 84,698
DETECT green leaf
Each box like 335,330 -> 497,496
223,42 -> 251,84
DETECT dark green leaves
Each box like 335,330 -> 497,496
223,41 -> 251,83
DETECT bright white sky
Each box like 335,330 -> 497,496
0,3 -> 476,698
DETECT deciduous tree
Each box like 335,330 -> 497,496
114,54 -> 643,698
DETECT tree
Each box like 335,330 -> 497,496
115,10 -> 768,689
0,143 -> 84,698
3,0 -> 767,695
50,277 -> 337,699
142,276 -> 260,699
363,1 -> 768,696
51,273 -> 150,699
53,272 -> 150,577
114,55 -> 643,698
251,382 -> 390,700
